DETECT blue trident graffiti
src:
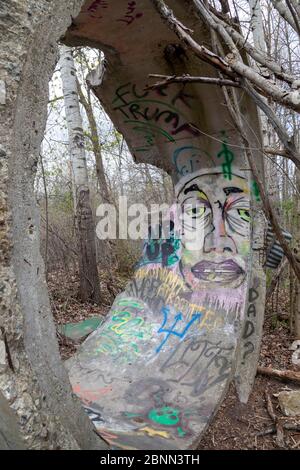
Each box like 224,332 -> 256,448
156,306 -> 202,354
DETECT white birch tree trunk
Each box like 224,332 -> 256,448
248,0 -> 269,144
60,45 -> 101,304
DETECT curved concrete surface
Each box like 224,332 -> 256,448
64,0 -> 266,449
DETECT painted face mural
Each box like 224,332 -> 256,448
176,169 -> 250,291
63,17 -> 263,446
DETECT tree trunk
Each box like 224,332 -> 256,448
60,45 -> 101,304
76,77 -> 111,204
294,169 -> 300,338
0,0 -> 106,449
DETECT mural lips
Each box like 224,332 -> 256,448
191,259 -> 245,285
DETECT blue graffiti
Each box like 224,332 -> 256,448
136,220 -> 181,268
173,146 -> 210,176
156,306 -> 202,353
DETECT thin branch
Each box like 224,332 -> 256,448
286,0 -> 300,37
207,2 -> 295,84
146,73 -> 241,89
270,0 -> 298,33
192,0 -> 300,112
264,146 -> 287,157
243,82 -> 300,170
48,95 -> 64,105
221,79 -> 300,281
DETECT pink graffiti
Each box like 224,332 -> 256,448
87,0 -> 108,19
88,0 -> 108,11
117,1 -> 143,26
73,384 -> 113,405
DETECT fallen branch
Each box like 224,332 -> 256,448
265,389 -> 285,448
252,420 -> 300,437
258,366 -> 300,385
146,73 -> 241,89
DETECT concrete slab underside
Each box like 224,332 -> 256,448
64,0 -> 266,450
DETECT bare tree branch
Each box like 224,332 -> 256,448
286,0 -> 300,37
270,0 -> 298,32
149,0 -> 237,78
192,0 -> 300,111
207,3 -> 294,84
264,146 -> 288,157
146,73 -> 241,89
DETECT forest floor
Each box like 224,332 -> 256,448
49,268 -> 300,450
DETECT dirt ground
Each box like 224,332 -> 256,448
49,270 -> 300,450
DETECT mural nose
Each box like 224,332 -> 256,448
204,218 -> 237,254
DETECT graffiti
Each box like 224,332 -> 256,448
176,168 -> 250,292
135,267 -> 186,291
251,180 -> 261,201
112,82 -> 200,152
124,406 -> 189,438
156,306 -> 201,353
173,146 -> 210,176
217,135 -> 235,180
84,406 -> 104,426
138,427 -> 170,439
170,87 -> 195,108
124,378 -> 171,407
73,384 -> 112,406
133,267 -> 221,330
117,1 -> 143,26
81,298 -> 153,364
63,0 -> 266,450
86,0 -> 108,18
160,337 -> 233,396
147,407 -> 187,437
241,286 -> 259,364
123,378 -> 211,439
145,238 -> 180,267
125,276 -> 164,311
138,220 -> 181,268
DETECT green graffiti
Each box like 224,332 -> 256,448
124,412 -> 141,418
177,427 -> 186,437
251,180 -> 261,201
217,136 -> 234,180
117,299 -> 144,309
148,407 -> 180,426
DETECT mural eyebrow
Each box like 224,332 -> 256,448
184,183 -> 201,195
223,187 -> 244,196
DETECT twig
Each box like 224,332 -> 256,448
265,389 -> 286,448
252,426 -> 276,437
0,327 -> 15,373
265,390 -> 277,422
286,0 -> 300,38
146,73 -> 241,89
192,0 -> 300,112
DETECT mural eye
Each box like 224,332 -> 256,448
185,206 -> 206,218
238,209 -> 250,222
